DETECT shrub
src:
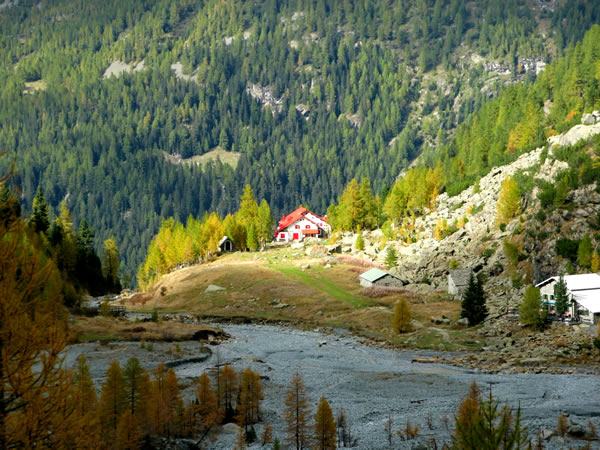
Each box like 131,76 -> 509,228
392,299 -> 413,333
519,286 -> 546,329
556,238 -> 580,261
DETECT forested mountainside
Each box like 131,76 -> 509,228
1,0 -> 599,284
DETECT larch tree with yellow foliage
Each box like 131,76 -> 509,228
99,361 -> 127,444
314,396 -> 336,450
284,372 -> 311,450
0,183 -> 83,449
495,176 -> 521,227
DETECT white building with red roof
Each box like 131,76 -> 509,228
275,207 -> 331,242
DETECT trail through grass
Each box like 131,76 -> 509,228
269,265 -> 371,308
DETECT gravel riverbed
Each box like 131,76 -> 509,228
66,324 -> 600,449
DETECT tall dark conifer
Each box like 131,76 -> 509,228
461,273 -> 487,325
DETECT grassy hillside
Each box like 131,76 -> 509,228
124,246 -> 482,351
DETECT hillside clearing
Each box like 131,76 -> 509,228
123,246 -> 476,351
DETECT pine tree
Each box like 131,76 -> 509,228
29,185 -> 50,234
384,247 -> 397,269
519,286 -> 546,329
314,396 -> 336,450
284,372 -> 311,450
460,274 -> 487,326
553,275 -> 570,318
495,176 -> 520,227
578,234 -> 593,268
392,298 -> 413,333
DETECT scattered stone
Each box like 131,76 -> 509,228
272,303 -> 290,309
581,113 -> 597,125
306,244 -> 328,257
204,285 -> 226,293
456,317 -> 470,327
315,311 -> 323,317
567,420 -> 587,437
291,242 -> 304,250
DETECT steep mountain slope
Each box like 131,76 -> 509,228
350,119 -> 600,310
1,0 -> 599,283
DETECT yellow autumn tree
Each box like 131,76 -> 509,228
219,364 -> 238,421
592,251 -> 600,273
99,361 -> 127,444
72,354 -> 101,449
0,184 -> 82,448
193,372 -> 222,445
116,410 -> 143,450
392,298 -> 413,333
236,368 -> 263,432
453,381 -> 480,443
314,396 -> 337,450
495,176 -> 521,227
284,372 -> 311,450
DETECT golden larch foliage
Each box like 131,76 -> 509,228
392,298 -> 413,334
284,372 -> 311,450
0,186 -> 85,448
99,360 -> 127,444
236,368 -> 263,431
193,372 -> 222,445
116,410 -> 143,450
314,396 -> 337,450
453,381 -> 480,442
495,176 -> 520,227
262,422 -> 273,446
220,364 -> 238,420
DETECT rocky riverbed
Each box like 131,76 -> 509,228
66,324 -> 600,449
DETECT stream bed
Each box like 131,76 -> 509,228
66,324 -> 600,448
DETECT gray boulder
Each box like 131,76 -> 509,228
457,317 -> 470,326
581,113 -> 596,125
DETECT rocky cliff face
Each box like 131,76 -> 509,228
343,121 -> 600,318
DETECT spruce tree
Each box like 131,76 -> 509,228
29,186 -> 50,234
460,274 -> 487,326
385,247 -> 398,269
553,275 -> 570,318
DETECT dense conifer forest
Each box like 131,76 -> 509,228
1,0 -> 600,285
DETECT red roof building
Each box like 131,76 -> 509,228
275,207 -> 331,242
